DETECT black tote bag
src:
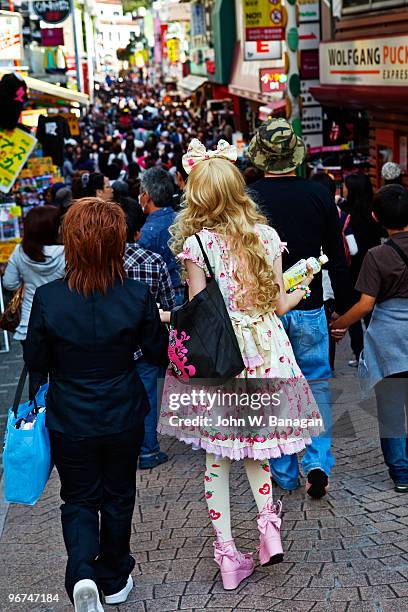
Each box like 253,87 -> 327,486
168,234 -> 245,384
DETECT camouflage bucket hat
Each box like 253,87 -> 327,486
247,118 -> 306,174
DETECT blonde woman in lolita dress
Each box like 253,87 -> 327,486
158,139 -> 322,591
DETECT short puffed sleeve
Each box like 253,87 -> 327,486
259,225 -> 288,262
178,234 -> 209,273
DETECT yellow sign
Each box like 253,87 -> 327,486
244,0 -> 286,42
0,127 -> 37,194
167,38 -> 181,64
60,112 -> 80,137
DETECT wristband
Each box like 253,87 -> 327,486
288,284 -> 311,299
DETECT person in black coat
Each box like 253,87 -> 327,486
24,197 -> 168,611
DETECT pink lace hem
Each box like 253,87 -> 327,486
158,425 -> 310,460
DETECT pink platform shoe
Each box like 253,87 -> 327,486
257,499 -> 284,566
213,539 -> 255,590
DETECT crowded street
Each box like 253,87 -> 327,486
2,341 -> 408,610
2,0 -> 408,611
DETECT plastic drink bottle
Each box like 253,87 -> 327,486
283,253 -> 329,291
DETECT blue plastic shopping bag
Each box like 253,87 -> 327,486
3,366 -> 52,505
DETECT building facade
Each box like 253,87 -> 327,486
312,0 -> 408,187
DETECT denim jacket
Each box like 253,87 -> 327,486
139,207 -> 181,289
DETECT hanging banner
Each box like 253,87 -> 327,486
0,128 -> 37,194
33,0 -> 71,25
0,11 -> 23,61
244,0 -> 286,42
166,38 -> 180,64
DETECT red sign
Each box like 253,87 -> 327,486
206,59 -> 216,75
300,49 -> 319,79
246,27 -> 284,42
259,67 -> 287,93
40,27 -> 64,46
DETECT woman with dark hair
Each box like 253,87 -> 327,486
341,173 -> 385,363
3,206 -> 64,392
23,198 -> 168,611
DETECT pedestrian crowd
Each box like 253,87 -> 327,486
2,73 -> 408,611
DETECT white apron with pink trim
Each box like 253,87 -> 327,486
157,226 -> 322,461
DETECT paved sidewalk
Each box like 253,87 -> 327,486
1,346 -> 408,611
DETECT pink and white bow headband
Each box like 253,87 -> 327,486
182,138 -> 238,175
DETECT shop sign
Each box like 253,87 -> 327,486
244,0 -> 285,42
40,27 -> 64,46
260,67 -> 287,93
299,0 -> 320,23
302,106 -> 323,134
0,128 -> 37,194
166,38 -> 180,64
244,40 -> 282,61
191,1 -> 206,37
300,49 -> 319,79
320,36 -> 408,87
0,11 -> 23,61
301,79 -> 320,107
33,0 -> 71,25
299,22 -> 320,51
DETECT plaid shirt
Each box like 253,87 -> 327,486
124,243 -> 175,360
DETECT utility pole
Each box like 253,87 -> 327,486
69,0 -> 83,92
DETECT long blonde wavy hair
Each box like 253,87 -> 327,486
170,158 -> 280,313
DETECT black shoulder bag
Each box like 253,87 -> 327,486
168,234 -> 245,384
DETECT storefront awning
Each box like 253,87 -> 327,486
24,76 -> 89,106
178,75 -> 207,95
310,85 -> 408,112
0,72 -> 89,106
259,100 -> 286,121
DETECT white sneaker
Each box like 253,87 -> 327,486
73,579 -> 104,612
105,575 -> 134,605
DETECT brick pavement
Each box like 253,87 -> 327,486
1,343 -> 408,611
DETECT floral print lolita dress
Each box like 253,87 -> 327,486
158,225 -> 322,460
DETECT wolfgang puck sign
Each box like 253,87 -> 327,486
320,36 -> 408,87
33,0 -> 71,24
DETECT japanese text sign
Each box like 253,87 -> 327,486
244,0 -> 285,42
0,128 -> 37,194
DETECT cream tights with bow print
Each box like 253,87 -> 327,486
204,453 -> 274,541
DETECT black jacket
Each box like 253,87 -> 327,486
24,277 -> 168,437
250,176 -> 353,313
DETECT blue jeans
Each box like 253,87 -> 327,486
136,359 -> 166,459
270,307 -> 334,490
375,377 -> 408,485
